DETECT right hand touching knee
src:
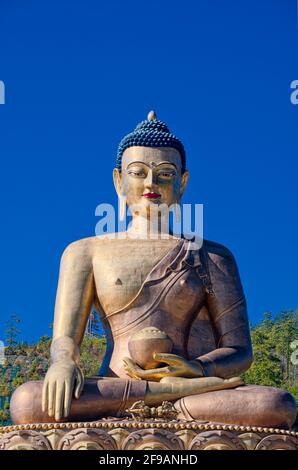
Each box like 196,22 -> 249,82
42,360 -> 84,421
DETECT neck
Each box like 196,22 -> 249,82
127,214 -> 174,240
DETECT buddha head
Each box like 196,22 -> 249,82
113,111 -> 189,222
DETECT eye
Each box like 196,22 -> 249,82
127,170 -> 146,178
158,170 -> 176,178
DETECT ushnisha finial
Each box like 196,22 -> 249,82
147,110 -> 157,121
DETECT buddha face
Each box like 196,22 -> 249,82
113,146 -> 189,219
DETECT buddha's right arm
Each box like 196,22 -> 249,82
52,239 -> 95,355
42,239 -> 95,420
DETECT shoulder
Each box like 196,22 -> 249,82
202,239 -> 239,277
61,234 -> 121,260
61,236 -> 100,262
203,239 -> 235,260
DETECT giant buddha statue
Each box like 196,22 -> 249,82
10,112 -> 296,429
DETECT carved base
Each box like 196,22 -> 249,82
0,420 -> 298,450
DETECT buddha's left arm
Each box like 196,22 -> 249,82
195,243 -> 253,379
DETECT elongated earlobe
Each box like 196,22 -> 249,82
113,168 -> 122,197
180,171 -> 189,197
119,195 -> 127,222
173,203 -> 181,223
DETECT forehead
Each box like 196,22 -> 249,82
122,146 -> 181,169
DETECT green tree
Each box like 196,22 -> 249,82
243,309 -> 298,404
79,336 -> 106,376
5,313 -> 21,349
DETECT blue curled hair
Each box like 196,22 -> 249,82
116,113 -> 186,173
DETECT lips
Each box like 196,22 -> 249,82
143,192 -> 161,199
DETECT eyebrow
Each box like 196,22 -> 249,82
126,161 -> 178,170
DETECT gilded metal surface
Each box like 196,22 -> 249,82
1,420 -> 298,436
0,421 -> 298,450
9,136 -> 297,429
126,400 -> 178,420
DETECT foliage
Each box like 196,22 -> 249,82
5,314 -> 21,348
80,335 -> 106,376
0,330 -> 106,425
242,310 -> 298,405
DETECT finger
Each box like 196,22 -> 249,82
123,361 -> 134,376
64,376 -> 75,418
123,360 -> 143,380
160,376 -> 188,384
153,353 -> 183,366
225,377 -> 244,386
55,381 -> 65,421
123,357 -> 139,369
123,357 -> 173,379
136,366 -> 171,381
124,367 -> 142,380
74,367 -> 84,399
42,379 -> 48,413
123,358 -> 145,378
48,380 -> 56,417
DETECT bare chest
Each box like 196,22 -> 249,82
92,238 -> 179,315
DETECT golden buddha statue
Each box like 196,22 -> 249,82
10,112 -> 296,429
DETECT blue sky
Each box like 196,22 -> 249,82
0,1 -> 297,343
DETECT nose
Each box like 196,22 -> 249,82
144,170 -> 158,190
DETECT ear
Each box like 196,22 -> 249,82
180,170 -> 189,198
113,168 -> 122,197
